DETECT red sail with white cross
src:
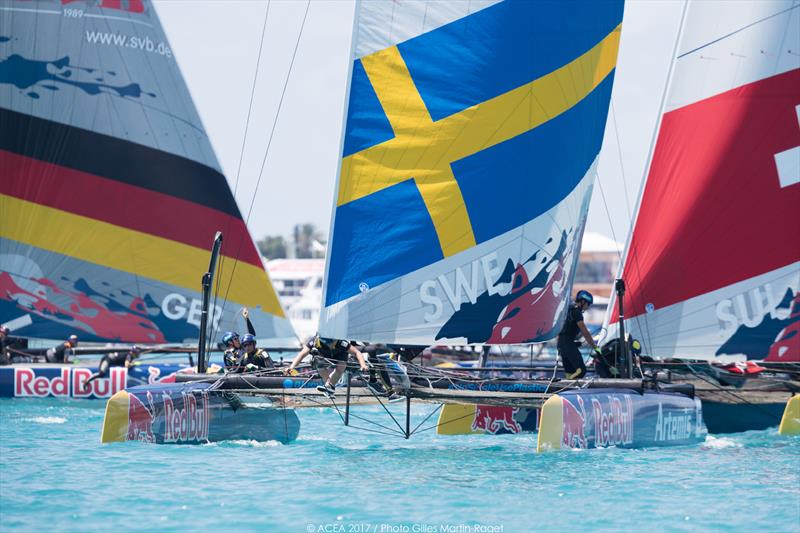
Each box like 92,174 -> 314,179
608,1 -> 800,362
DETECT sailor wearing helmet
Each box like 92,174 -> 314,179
84,345 -> 142,389
557,290 -> 602,379
284,334 -> 369,398
235,333 -> 275,373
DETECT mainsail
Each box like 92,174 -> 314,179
0,0 -> 296,345
320,1 -> 623,344
608,0 -> 800,362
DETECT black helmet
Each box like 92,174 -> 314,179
576,290 -> 593,305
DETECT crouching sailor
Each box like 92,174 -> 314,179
557,291 -> 601,379
84,345 -> 141,389
46,335 -> 78,363
363,344 -> 413,402
285,335 -> 368,398
236,334 -> 275,373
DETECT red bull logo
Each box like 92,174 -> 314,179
13,367 -> 126,398
562,395 -> 587,449
592,395 -> 634,447
163,392 -> 209,443
127,391 -> 155,443
471,406 -> 523,434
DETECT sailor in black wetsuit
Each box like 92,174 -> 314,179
557,291 -> 601,379
0,326 -> 11,365
235,334 -> 275,373
45,335 -> 78,363
84,345 -> 142,388
222,307 -> 258,372
285,334 -> 368,397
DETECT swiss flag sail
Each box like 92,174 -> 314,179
610,1 -> 799,361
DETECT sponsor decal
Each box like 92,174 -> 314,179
471,406 -> 523,434
13,367 -> 126,398
592,395 -> 633,447
717,286 -> 799,361
654,404 -> 693,442
162,391 -> 210,444
128,391 -> 155,443
562,395 -> 588,449
432,229 -> 577,344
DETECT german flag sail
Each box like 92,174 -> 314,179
0,0 -> 296,345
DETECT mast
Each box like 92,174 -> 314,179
198,232 -> 223,374
615,278 -> 631,378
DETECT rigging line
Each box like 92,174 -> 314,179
678,4 -> 799,59
361,379 -> 408,435
218,0 -> 311,315
408,403 -> 443,436
686,364 -> 784,422
610,102 -> 633,224
214,0 -> 271,328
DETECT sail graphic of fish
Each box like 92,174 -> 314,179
320,0 -> 624,345
0,0 -> 296,345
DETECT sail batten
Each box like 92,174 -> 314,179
320,1 -> 624,345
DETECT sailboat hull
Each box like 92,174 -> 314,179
101,382 -> 300,445
0,363 -> 198,400
537,389 -> 706,451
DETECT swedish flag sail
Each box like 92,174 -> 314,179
320,0 -> 624,344
0,0 -> 296,345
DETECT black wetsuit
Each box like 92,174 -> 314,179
307,337 -> 354,369
46,342 -> 72,363
557,304 -> 587,378
223,317 -> 257,371
237,348 -> 274,372
0,336 -> 11,365
85,351 -> 136,386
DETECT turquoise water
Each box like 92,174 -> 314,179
1,399 -> 798,532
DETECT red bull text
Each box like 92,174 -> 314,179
9,367 -> 127,398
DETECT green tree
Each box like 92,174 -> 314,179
257,235 -> 287,259
293,223 -> 326,258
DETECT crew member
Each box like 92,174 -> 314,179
46,335 -> 78,363
236,334 -> 275,372
557,291 -> 600,379
285,334 -> 368,397
0,326 -> 11,365
363,344 -> 412,402
84,345 -> 142,388
221,308 -> 257,371
222,331 -> 242,370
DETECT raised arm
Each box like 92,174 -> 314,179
242,307 -> 256,336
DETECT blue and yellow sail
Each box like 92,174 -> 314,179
0,0 -> 296,345
320,0 -> 624,344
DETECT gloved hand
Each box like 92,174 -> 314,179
593,346 -> 602,357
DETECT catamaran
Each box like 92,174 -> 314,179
0,0 -> 297,402
600,0 -> 799,435
97,0 -> 720,449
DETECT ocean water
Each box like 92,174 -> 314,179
1,399 -> 798,533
